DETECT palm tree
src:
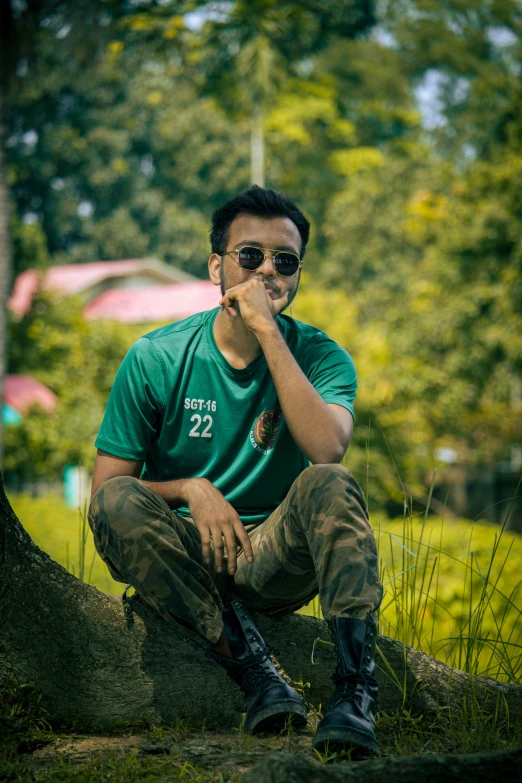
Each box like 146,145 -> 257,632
200,0 -> 375,187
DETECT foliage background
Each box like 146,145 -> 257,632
4,0 -> 522,515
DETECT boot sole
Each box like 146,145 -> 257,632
246,701 -> 308,734
312,726 -> 380,757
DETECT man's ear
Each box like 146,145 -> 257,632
208,253 -> 221,286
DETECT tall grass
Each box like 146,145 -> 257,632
301,468 -> 522,685
380,467 -> 522,682
66,502 -> 97,584
376,497 -> 522,684
78,502 -> 97,584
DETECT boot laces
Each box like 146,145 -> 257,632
332,670 -> 379,707
240,646 -> 282,689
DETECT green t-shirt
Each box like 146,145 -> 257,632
95,307 -> 357,527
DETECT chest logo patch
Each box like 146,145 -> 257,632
250,410 -> 283,455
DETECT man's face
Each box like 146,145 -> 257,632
211,213 -> 302,315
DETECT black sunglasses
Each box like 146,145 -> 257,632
223,246 -> 301,277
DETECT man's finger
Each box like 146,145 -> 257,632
220,299 -> 238,319
224,528 -> 238,575
211,526 -> 225,572
235,522 -> 254,564
200,529 -> 211,566
274,289 -> 290,315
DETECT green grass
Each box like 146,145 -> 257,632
301,500 -> 522,686
1,751 -> 244,782
375,509 -> 522,683
8,492 -> 123,596
1,673 -> 521,781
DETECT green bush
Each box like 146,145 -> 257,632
6,292 -> 166,479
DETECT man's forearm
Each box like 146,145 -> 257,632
141,477 -> 202,506
256,323 -> 347,464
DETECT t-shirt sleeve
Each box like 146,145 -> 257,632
300,333 -> 358,418
94,337 -> 165,460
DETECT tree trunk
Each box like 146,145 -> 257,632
251,107 -> 264,187
0,99 -> 12,469
1,471 -> 521,727
243,749 -> 522,783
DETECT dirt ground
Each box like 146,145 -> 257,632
21,725 -> 328,778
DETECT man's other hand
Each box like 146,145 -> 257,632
185,478 -> 254,575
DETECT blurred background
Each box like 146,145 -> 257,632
2,0 -> 522,524
1,0 -> 521,678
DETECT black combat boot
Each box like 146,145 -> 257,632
312,613 -> 380,756
208,600 -> 308,734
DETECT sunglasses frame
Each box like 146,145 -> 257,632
222,245 -> 302,277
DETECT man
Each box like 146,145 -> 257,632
89,185 -> 383,756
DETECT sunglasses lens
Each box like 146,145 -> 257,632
238,247 -> 264,270
275,253 -> 300,276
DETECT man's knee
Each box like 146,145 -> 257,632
100,474 -> 142,500
88,475 -> 143,530
298,462 -> 353,493
301,462 -> 351,481
295,462 -> 368,527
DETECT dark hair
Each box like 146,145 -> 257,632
210,185 -> 310,258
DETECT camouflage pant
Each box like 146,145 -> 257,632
88,463 -> 383,645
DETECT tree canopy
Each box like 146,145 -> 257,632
3,0 -> 522,508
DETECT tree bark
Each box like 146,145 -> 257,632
243,749 -> 522,783
0,99 -> 12,469
1,471 -> 521,727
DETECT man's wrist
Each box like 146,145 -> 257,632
142,476 -> 206,506
252,318 -> 281,342
177,476 -> 207,505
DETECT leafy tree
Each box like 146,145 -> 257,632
380,0 -> 522,160
6,291 -> 156,479
6,21 -> 250,276
0,0 -> 211,464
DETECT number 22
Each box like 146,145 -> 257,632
189,414 -> 213,438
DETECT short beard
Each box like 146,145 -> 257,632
219,262 -> 227,297
219,262 -> 241,317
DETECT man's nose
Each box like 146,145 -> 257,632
256,252 -> 277,276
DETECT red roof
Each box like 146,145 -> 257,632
9,259 -> 195,317
9,261 -> 154,316
84,281 -> 221,323
4,375 -> 57,415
